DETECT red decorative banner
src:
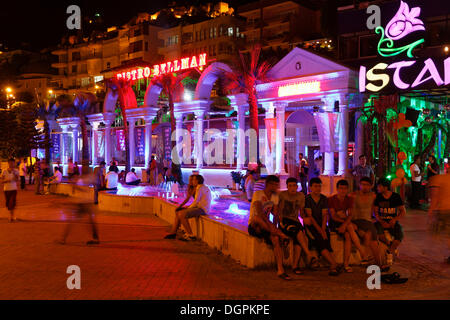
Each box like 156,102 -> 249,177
264,118 -> 277,153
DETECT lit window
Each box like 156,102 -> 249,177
228,27 -> 233,36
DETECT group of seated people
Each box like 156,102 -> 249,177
103,166 -> 142,190
248,175 -> 404,280
163,172 -> 405,281
43,167 -> 63,193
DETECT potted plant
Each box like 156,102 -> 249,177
230,171 -> 243,190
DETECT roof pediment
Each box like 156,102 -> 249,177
267,47 -> 350,80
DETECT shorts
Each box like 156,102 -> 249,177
428,210 -> 450,236
248,223 -> 272,246
374,220 -> 404,241
280,218 -> 304,244
4,190 -> 17,211
305,225 -> 333,253
352,219 -> 377,241
184,207 -> 206,218
329,219 -> 344,234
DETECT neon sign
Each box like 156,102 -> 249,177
359,1 -> 450,93
115,53 -> 207,81
376,1 -> 425,58
278,81 -> 321,97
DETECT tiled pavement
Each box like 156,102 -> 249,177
0,188 -> 449,300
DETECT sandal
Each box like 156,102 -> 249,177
360,258 -> 370,266
344,266 -> 353,273
308,257 -> 319,270
293,268 -> 304,275
381,272 -> 408,284
328,268 -> 339,276
278,273 -> 292,280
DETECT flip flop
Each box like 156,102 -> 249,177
308,257 -> 319,270
293,268 -> 304,275
381,272 -> 408,284
278,273 -> 292,280
344,266 -> 353,273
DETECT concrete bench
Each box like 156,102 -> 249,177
51,185 -> 388,269
49,183 -> 94,201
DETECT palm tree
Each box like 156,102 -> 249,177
151,71 -> 191,184
72,92 -> 98,174
106,78 -> 137,173
36,100 -> 60,165
222,45 -> 272,164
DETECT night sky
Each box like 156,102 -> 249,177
0,0 -> 255,51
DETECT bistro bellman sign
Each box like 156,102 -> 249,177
115,53 -> 207,81
359,1 -> 449,93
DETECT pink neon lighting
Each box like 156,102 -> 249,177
277,81 -> 321,97
114,54 -> 207,80
387,60 -> 416,89
385,1 -> 425,41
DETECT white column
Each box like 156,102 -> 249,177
323,152 -> 335,176
128,119 -> 136,167
91,122 -> 99,166
275,102 -> 287,175
264,103 -> 275,174
195,111 -> 205,169
236,105 -> 246,170
72,125 -> 79,163
354,111 -> 364,162
175,113 -> 184,165
60,126 -> 67,165
104,120 -> 112,165
144,117 -> 153,167
337,107 -> 349,176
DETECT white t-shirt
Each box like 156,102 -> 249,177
410,164 -> 421,182
249,190 -> 279,224
245,176 -> 255,200
105,171 -> 119,189
1,169 -> 19,191
53,170 -> 62,183
19,163 -> 27,177
189,184 -> 212,214
125,172 -> 138,183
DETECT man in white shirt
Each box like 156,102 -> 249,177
125,168 -> 141,186
244,170 -> 256,202
1,158 -> 20,222
45,167 -> 63,194
248,175 -> 291,280
410,154 -> 424,209
19,158 -> 27,190
164,174 -> 211,241
105,168 -> 119,190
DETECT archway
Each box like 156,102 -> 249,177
195,62 -> 233,100
143,83 -> 163,107
285,109 -> 320,178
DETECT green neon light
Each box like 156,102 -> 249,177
376,26 -> 425,58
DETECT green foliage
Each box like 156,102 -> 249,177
0,104 -> 40,160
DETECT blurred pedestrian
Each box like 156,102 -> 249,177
68,158 -> 75,179
93,161 -> 106,204
428,170 -> 450,264
1,158 -> 20,222
57,171 -> 100,245
149,156 -> 157,185
34,158 -> 44,195
19,158 -> 27,190
409,154 -> 424,209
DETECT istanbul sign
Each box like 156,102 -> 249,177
359,1 -> 449,93
115,53 -> 207,81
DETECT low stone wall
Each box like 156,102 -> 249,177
51,183 -> 383,269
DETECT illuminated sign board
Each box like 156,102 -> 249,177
278,81 -> 321,97
115,53 -> 207,81
359,1 -> 450,93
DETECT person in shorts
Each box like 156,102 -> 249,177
247,175 -> 291,280
304,177 -> 341,276
374,178 -> 406,265
328,179 -> 369,272
278,177 -> 319,274
1,158 -> 20,222
428,170 -> 450,264
350,177 -> 388,271
164,175 -> 211,241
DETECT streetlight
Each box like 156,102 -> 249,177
5,87 -> 13,109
